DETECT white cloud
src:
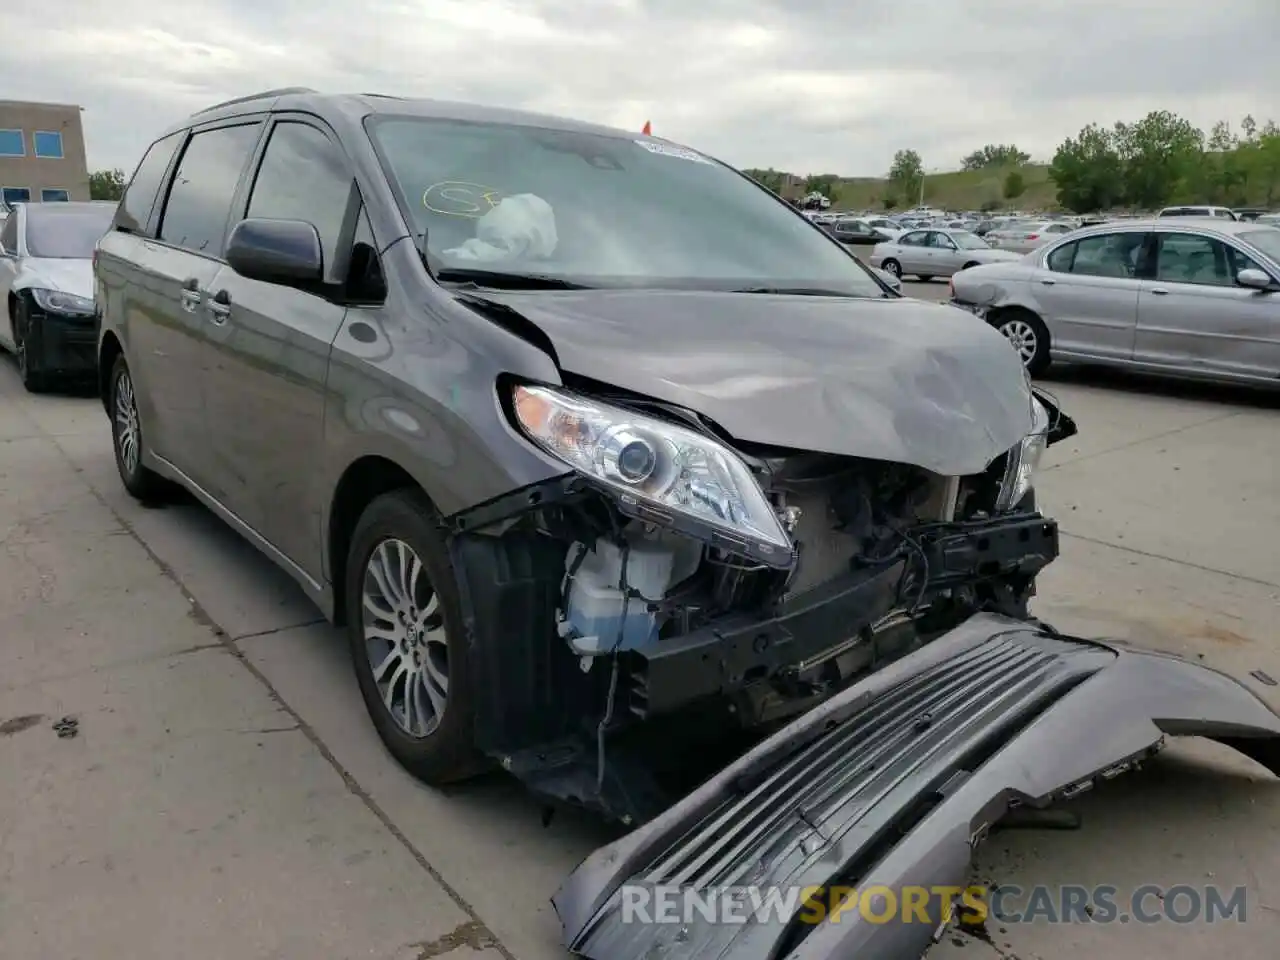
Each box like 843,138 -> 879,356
3,0 -> 1276,176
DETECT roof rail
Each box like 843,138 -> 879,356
193,87 -> 318,115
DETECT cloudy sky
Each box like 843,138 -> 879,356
4,0 -> 1276,177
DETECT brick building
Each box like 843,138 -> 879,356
0,100 -> 91,208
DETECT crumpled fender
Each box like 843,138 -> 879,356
553,613 -> 1280,960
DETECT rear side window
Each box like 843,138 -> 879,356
1046,241 -> 1076,272
115,132 -> 184,234
245,122 -> 357,283
158,123 -> 260,257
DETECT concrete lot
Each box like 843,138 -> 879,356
1,290 -> 1278,958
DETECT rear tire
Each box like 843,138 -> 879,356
109,354 -> 170,501
881,258 -> 902,278
345,489 -> 484,784
992,309 -> 1051,376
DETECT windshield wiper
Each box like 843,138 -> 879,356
435,268 -> 591,290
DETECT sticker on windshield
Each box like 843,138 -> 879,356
423,181 -> 506,218
633,140 -> 712,164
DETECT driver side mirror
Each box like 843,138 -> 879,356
1236,267 -> 1274,291
226,218 -> 323,287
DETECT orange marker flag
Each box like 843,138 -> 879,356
642,120 -> 651,135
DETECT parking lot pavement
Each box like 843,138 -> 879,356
2,347 -> 1278,959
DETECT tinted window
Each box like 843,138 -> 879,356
25,205 -> 115,258
369,117 -> 885,296
899,231 -> 926,246
931,232 -> 956,249
245,122 -> 355,280
159,123 -> 260,256
1069,233 -> 1142,278
117,132 -> 184,234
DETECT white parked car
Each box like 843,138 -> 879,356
985,219 -> 1076,254
868,228 -> 1021,281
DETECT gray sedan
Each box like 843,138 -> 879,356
868,228 -> 1021,281
950,218 -> 1280,386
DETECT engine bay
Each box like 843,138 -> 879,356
445,430 -> 1059,824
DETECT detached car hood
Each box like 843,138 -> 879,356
554,614 -> 1280,960
17,257 -> 94,300
469,289 -> 1033,476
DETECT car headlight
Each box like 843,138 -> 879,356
995,398 -> 1050,511
29,288 -> 94,316
511,384 -> 792,564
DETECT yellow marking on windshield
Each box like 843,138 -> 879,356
423,181 -> 505,219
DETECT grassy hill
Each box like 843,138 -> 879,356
825,164 -> 1058,213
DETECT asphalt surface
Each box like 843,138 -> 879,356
2,292 -> 1278,958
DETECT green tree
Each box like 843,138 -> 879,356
1002,169 -> 1026,201
962,144 -> 1030,171
743,167 -> 786,193
804,173 -> 839,197
1112,110 -> 1203,209
89,168 -> 126,201
887,149 -> 923,205
882,193 -> 899,210
1249,122 -> 1280,205
1048,124 -> 1124,213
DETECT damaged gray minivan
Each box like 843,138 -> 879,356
96,90 -> 1280,960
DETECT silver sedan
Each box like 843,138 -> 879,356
868,228 -> 1022,281
984,219 -> 1077,254
949,218 -> 1280,387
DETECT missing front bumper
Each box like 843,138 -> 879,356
554,613 -> 1280,960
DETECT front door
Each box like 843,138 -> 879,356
1135,231 -> 1280,379
201,118 -> 360,576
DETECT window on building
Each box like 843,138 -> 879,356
0,129 -> 24,157
33,131 -> 64,159
41,188 -> 70,202
2,187 -> 31,206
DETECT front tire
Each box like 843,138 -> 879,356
14,299 -> 49,393
345,489 -> 482,784
109,354 -> 169,500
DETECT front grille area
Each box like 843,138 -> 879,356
641,633 -> 1075,891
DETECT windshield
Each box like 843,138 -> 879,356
25,206 -> 114,259
368,116 -> 885,296
952,232 -> 988,250
1241,229 -> 1280,264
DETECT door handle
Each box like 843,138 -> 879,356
179,276 -> 202,313
207,289 -> 231,325
1040,278 -> 1056,286
1149,288 -> 1169,296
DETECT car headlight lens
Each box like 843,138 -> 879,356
996,398 -> 1050,511
512,384 -> 792,562
29,288 -> 94,316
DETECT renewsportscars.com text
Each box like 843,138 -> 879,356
618,883 -> 1249,926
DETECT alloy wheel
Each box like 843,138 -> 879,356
999,318 -> 1038,367
361,538 -> 449,738
114,369 -> 141,475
